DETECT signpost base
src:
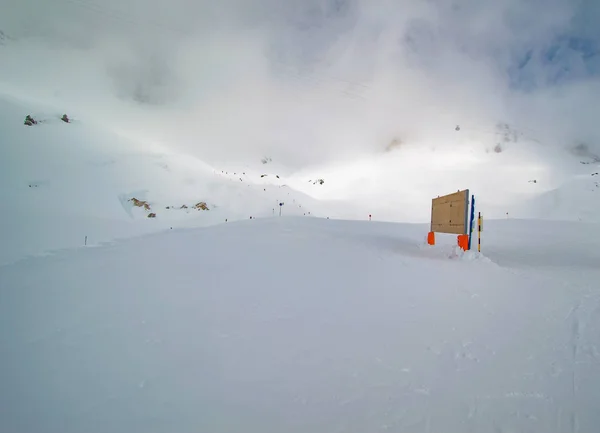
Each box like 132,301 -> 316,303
457,234 -> 469,251
427,231 -> 435,246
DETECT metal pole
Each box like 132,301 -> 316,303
478,212 -> 482,252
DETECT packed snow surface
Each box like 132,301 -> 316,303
1,217 -> 599,433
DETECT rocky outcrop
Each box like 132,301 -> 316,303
163,202 -> 210,212
495,122 -> 520,144
129,198 -> 151,211
130,198 -> 209,218
492,122 -> 524,153
24,115 -> 38,126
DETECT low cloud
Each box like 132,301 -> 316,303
1,0 -> 598,167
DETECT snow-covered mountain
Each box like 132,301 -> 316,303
0,91 -> 353,265
2,85 -> 599,265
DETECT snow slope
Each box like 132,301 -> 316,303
0,92 -> 339,265
4,85 -> 599,267
1,217 -> 599,433
519,174 -> 600,222
286,133 -> 600,223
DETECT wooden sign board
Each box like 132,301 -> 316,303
430,189 -> 469,235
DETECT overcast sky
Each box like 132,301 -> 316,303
1,0 -> 599,166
